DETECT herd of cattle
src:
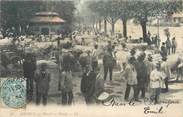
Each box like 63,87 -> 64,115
0,35 -> 183,81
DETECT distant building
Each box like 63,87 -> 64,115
29,12 -> 65,35
149,12 -> 183,27
172,12 -> 183,24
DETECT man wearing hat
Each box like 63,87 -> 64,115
118,43 -> 129,73
81,65 -> 97,104
128,48 -> 136,61
150,62 -> 165,104
23,53 -> 37,102
86,50 -> 92,69
91,44 -> 99,71
79,50 -> 92,72
160,42 -> 167,59
34,63 -> 50,105
135,53 -> 148,99
122,57 -> 138,101
62,50 -> 75,71
171,37 -> 177,54
144,54 -> 154,91
165,37 -> 172,55
103,50 -> 115,81
106,41 -> 112,53
60,69 -> 73,105
161,57 -> 171,92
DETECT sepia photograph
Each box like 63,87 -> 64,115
0,0 -> 183,117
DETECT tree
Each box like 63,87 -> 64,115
119,1 -> 133,38
131,0 -> 183,42
88,0 -> 121,35
1,1 -> 76,35
103,0 -> 121,35
49,1 -> 76,34
1,1 -> 42,34
87,1 -> 107,33
131,1 -> 160,42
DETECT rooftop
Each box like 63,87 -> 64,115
30,12 -> 65,24
35,12 -> 59,16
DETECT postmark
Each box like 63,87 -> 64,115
0,78 -> 26,108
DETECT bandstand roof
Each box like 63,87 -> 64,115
30,12 -> 65,24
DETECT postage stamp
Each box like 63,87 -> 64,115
0,78 -> 26,108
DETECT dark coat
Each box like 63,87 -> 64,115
135,61 -> 148,84
1,53 -> 9,68
166,39 -> 172,48
35,70 -> 50,94
61,71 -> 73,92
103,52 -> 115,67
161,46 -> 167,58
81,71 -> 96,97
62,53 -> 75,71
23,60 -> 36,78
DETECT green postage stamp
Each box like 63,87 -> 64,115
0,78 -> 26,108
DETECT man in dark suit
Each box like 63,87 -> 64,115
135,53 -> 148,99
81,65 -> 97,104
23,53 -> 36,102
103,50 -> 115,81
34,63 -> 50,105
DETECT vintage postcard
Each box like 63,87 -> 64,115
0,0 -> 183,117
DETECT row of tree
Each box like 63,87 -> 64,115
86,0 -> 183,41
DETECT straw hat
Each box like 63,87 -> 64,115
96,91 -> 111,102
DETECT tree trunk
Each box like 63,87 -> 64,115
140,21 -> 147,42
104,19 -> 107,34
95,22 -> 99,33
111,22 -> 115,35
122,19 -> 127,38
92,23 -> 96,33
95,22 -> 98,31
99,20 -> 102,32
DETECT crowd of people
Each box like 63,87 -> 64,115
121,50 -> 170,104
26,41 -> 173,106
160,36 -> 177,59
0,29 -> 180,106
